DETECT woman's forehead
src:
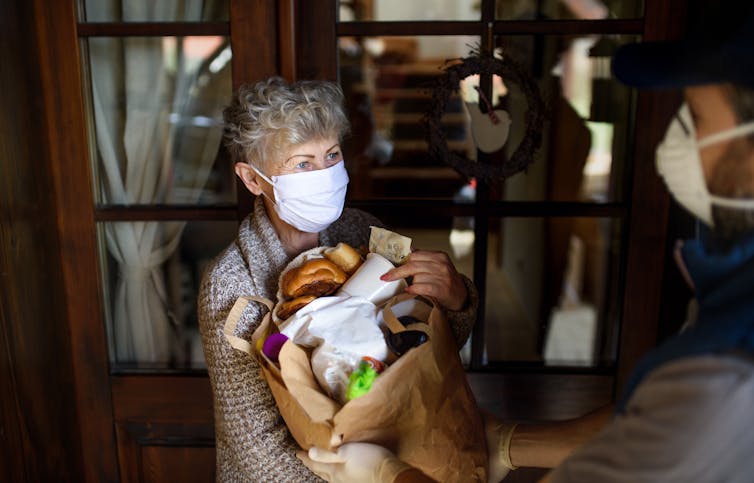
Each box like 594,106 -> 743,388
280,137 -> 339,160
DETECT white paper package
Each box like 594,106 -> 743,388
277,294 -> 389,402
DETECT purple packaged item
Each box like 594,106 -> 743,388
262,333 -> 289,363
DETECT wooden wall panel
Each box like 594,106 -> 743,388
0,0 -> 87,480
19,0 -> 119,481
468,373 -> 613,422
615,0 -> 687,395
111,376 -> 215,483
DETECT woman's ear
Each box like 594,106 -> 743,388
235,162 -> 265,196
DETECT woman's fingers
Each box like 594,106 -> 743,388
380,250 -> 467,311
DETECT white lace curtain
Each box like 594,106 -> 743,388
87,0 -> 227,363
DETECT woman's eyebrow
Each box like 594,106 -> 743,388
284,152 -> 314,162
284,144 -> 341,163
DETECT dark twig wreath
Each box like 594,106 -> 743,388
423,50 -> 547,182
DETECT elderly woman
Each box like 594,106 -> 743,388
198,76 -> 479,481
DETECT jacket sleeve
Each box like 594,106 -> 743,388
549,355 -> 754,483
198,258 -> 322,482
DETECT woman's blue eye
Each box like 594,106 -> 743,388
327,151 -> 340,160
295,161 -> 309,169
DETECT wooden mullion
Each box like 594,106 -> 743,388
348,199 -> 627,218
294,0 -> 337,80
94,205 -> 238,222
77,21 -> 229,37
278,0 -> 296,80
229,0 -> 279,220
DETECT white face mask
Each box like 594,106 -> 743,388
656,103 -> 754,226
252,161 -> 349,233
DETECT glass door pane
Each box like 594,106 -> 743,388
495,0 -> 644,20
83,35 -> 233,207
78,3 -> 234,369
79,0 -> 230,22
483,216 -> 624,367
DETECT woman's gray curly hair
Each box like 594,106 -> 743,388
222,77 -> 350,172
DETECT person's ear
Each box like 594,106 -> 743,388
235,162 -> 265,196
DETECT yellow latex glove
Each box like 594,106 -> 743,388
483,411 -> 517,483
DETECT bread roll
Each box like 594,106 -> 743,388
324,242 -> 363,275
276,295 -> 317,320
281,258 -> 347,299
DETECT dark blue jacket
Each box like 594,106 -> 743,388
617,230 -> 754,412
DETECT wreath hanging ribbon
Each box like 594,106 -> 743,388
423,51 -> 547,183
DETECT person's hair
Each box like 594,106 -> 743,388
712,83 -> 754,244
724,83 -> 754,131
222,77 -> 350,171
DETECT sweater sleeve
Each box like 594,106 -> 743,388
445,274 -> 479,349
198,251 -> 322,482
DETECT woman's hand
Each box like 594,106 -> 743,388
381,249 -> 468,311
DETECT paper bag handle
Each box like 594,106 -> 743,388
381,293 -> 433,338
223,295 -> 275,355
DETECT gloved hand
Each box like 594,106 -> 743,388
297,442 -> 412,483
482,410 -> 517,483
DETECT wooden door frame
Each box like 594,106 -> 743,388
19,1 -> 281,481
27,0 -> 119,480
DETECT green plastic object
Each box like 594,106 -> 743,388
346,360 -> 380,401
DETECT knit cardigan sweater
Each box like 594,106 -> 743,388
199,197 -> 479,482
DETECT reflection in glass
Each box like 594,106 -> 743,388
82,31 -> 233,366
339,31 -> 636,203
79,0 -> 230,22
99,221 -> 238,369
495,0 -> 643,20
85,36 -> 234,206
339,35 -> 479,201
490,34 -> 636,203
483,217 -> 622,366
338,1 -> 643,22
390,225 -> 476,364
339,0 -> 480,22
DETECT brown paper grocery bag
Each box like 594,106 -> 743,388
224,293 -> 487,482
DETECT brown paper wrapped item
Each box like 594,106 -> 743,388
224,292 -> 488,482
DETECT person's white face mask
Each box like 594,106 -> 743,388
252,161 -> 349,233
656,103 -> 754,226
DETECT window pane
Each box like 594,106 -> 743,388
79,0 -> 230,22
81,36 -> 235,206
339,0 -> 480,22
98,220 -> 238,371
340,33 -> 637,203
339,1 -> 643,22
491,34 -> 637,202
495,0 -> 643,20
483,216 -> 623,367
340,35 -> 480,201
388,223 -> 476,364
